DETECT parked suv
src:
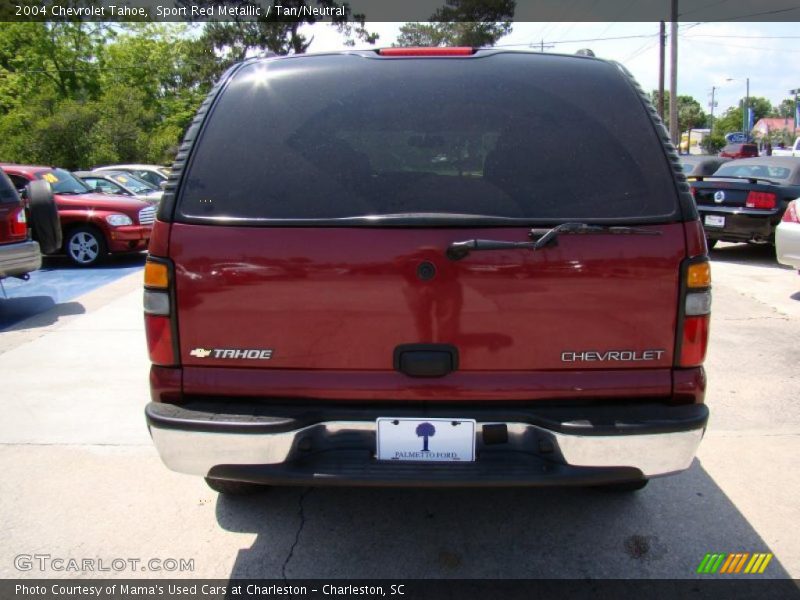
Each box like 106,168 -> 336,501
145,48 -> 711,495
2,164 -> 155,266
719,143 -> 758,159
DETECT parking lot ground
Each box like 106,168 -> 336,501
0,243 -> 798,580
0,254 -> 145,331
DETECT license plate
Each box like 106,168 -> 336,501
376,418 -> 476,462
704,215 -> 725,228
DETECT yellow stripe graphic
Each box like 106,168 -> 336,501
758,554 -> 773,574
750,554 -> 766,573
744,554 -> 759,574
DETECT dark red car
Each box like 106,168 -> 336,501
1,164 -> 154,266
719,143 -> 759,159
0,168 -> 41,279
144,48 -> 711,495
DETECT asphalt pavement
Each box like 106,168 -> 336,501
0,254 -> 146,331
0,243 -> 798,580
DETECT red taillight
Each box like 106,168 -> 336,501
144,257 -> 177,366
782,201 -> 799,223
680,315 -> 710,367
145,315 -> 175,366
678,258 -> 711,368
745,191 -> 776,209
0,206 -> 28,240
378,47 -> 474,57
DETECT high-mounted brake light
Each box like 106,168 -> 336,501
745,191 -> 776,209
378,47 -> 475,57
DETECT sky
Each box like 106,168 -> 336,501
298,21 -> 800,117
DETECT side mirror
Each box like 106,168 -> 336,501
159,181 -> 167,190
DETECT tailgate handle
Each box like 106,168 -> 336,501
394,344 -> 458,378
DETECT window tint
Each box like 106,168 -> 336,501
179,54 -> 679,223
0,170 -> 19,204
35,169 -> 90,194
715,164 -> 791,180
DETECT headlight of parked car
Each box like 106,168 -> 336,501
105,214 -> 134,227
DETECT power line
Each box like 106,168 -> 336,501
494,33 -> 659,48
684,34 -> 800,39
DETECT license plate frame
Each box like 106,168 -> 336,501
376,417 -> 476,462
704,215 -> 725,228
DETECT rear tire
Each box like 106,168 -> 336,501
594,479 -> 649,492
204,477 -> 267,496
26,180 -> 61,254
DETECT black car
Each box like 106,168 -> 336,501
690,156 -> 800,248
680,156 -> 729,178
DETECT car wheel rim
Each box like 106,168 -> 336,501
68,232 -> 100,264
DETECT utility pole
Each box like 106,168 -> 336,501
791,88 -> 799,137
709,86 -> 717,133
743,77 -> 750,140
669,0 -> 679,146
658,21 -> 666,121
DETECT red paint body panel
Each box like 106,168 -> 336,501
181,366 -> 672,402
166,222 -> 688,400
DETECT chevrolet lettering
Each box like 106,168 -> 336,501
561,350 -> 667,362
189,348 -> 273,360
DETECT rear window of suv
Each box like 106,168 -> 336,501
177,53 -> 680,224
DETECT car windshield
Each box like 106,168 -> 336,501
36,169 -> 91,194
714,164 -> 791,180
110,173 -> 154,193
178,54 -> 679,223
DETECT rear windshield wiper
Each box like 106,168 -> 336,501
446,222 -> 662,261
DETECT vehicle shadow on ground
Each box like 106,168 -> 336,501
215,461 -> 791,579
709,243 -> 789,270
41,253 -> 147,270
0,297 -> 84,331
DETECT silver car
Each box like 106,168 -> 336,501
75,170 -> 162,206
776,199 -> 800,271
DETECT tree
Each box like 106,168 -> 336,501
415,422 -> 436,452
714,96 -> 773,136
650,91 -> 708,133
775,98 -> 797,119
181,0 -> 378,87
396,0 -> 515,47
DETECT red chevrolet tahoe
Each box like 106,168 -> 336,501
144,48 -> 711,495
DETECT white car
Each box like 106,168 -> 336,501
776,199 -> 800,270
93,164 -> 170,189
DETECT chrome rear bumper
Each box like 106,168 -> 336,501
146,402 -> 707,485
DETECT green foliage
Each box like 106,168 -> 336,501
0,23 -> 214,168
397,0 -> 515,47
700,133 -> 725,154
775,98 -> 797,119
650,91 -> 708,133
